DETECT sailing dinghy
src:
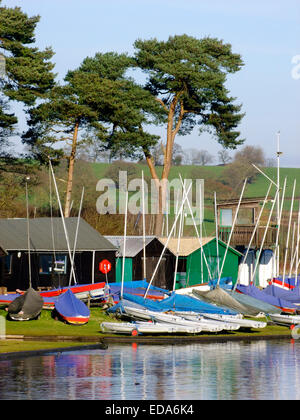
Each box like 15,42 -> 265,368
269,313 -> 300,327
100,321 -> 202,335
54,288 -> 90,325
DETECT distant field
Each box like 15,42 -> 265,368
91,162 -> 300,200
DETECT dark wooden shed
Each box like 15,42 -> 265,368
0,218 -> 117,292
105,236 -> 175,290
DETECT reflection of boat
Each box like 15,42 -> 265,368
7,288 -> 44,321
54,289 -> 90,325
269,313 -> 300,327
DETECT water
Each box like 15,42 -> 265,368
0,339 -> 300,400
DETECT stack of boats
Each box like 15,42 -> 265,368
100,286 -> 268,336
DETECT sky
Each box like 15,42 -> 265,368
2,0 -> 300,167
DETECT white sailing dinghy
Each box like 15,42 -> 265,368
100,321 -> 202,335
269,314 -> 300,327
122,305 -> 230,332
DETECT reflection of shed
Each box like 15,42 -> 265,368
159,236 -> 242,289
0,218 -> 117,291
105,236 -> 174,290
217,197 -> 277,247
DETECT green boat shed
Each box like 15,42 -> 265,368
159,236 -> 242,289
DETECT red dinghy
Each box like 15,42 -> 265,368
54,289 -> 90,325
40,282 -> 106,299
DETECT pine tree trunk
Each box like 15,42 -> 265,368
64,121 -> 79,218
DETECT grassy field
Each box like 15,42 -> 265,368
90,162 -> 300,235
91,163 -> 300,197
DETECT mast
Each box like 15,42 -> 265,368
120,190 -> 128,300
179,175 -> 212,281
25,177 -> 32,289
250,188 -> 279,286
49,160 -> 77,285
173,183 -> 184,291
276,131 -> 282,276
214,191 -> 220,280
142,171 -> 147,281
68,187 -> 84,286
144,182 -> 192,298
217,178 -> 247,286
282,179 -> 296,283
233,181 -> 272,291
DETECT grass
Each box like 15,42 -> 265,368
0,305 -> 294,354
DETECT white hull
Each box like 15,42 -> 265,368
269,314 -> 300,326
100,321 -> 202,335
203,313 -> 267,329
123,306 -> 230,333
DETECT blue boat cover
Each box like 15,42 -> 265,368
109,280 -> 169,301
108,291 -> 238,315
110,280 -> 169,294
55,289 -> 90,318
273,277 -> 300,288
264,284 -> 300,303
236,284 -> 298,312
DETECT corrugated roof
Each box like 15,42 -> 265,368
0,218 -> 117,252
105,236 -> 156,257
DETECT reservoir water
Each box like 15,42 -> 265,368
0,338 -> 300,400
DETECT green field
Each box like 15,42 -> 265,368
91,163 -> 300,198
90,162 -> 300,235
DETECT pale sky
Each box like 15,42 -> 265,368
3,0 -> 300,167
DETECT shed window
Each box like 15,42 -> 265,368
39,254 -> 67,275
4,254 -> 12,274
237,208 -> 254,225
220,209 -> 232,227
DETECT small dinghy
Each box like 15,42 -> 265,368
54,288 -> 90,325
269,313 -> 300,327
7,288 -> 44,321
100,321 -> 202,335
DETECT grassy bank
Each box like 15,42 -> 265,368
0,306 -> 294,354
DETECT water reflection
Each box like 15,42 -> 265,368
0,339 -> 300,400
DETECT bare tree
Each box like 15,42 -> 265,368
218,149 -> 232,165
192,150 -> 214,166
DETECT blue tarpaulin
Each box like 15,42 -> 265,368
236,284 -> 298,313
108,291 -> 238,315
264,284 -> 300,303
108,280 -> 169,301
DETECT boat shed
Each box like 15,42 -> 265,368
105,236 -> 174,290
159,236 -> 242,289
0,217 -> 117,292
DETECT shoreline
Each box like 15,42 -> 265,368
0,331 -> 293,360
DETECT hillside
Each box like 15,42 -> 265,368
1,161 -> 300,237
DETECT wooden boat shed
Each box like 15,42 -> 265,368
0,217 -> 117,292
159,236 -> 242,289
105,236 -> 174,290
